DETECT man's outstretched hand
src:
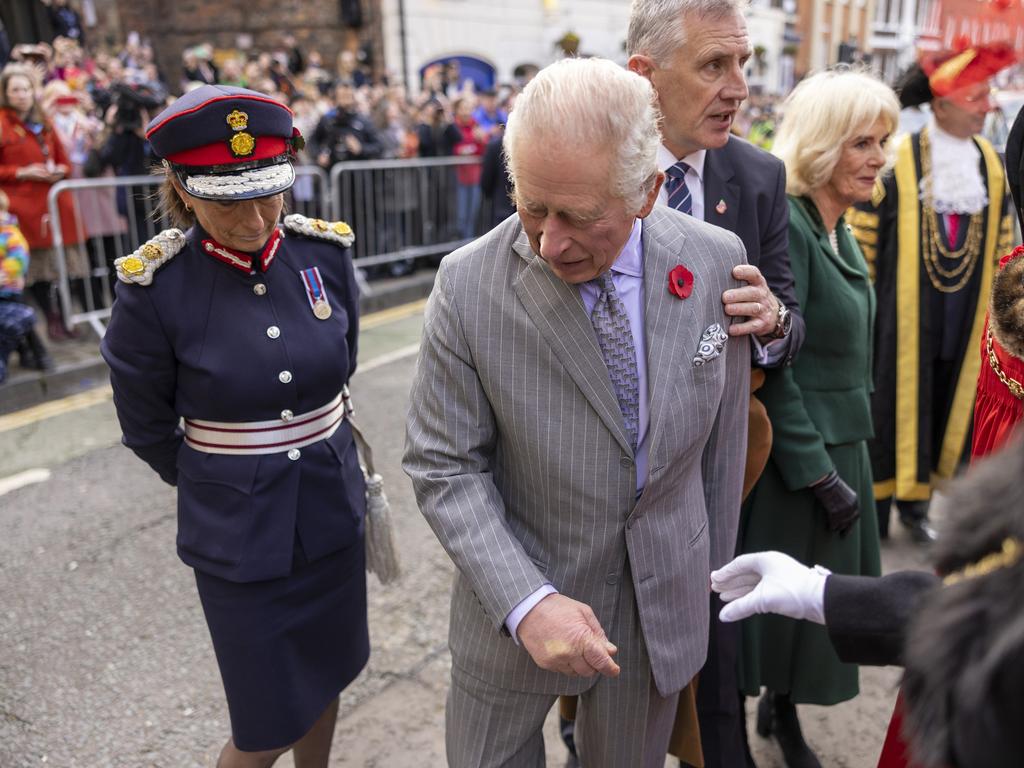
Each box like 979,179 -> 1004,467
517,594 -> 620,678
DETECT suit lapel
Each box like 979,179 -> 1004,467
642,210 -> 691,468
511,230 -> 633,455
703,146 -> 741,237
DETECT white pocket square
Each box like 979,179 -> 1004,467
693,323 -> 729,366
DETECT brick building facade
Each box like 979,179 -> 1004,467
110,0 -> 380,93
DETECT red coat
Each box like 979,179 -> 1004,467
0,107 -> 84,249
453,117 -> 485,186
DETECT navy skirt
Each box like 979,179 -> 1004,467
195,538 -> 369,751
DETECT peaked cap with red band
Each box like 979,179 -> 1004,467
146,85 -> 302,201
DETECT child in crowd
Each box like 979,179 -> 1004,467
0,190 -> 52,382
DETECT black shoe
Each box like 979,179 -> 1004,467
769,693 -> 822,768
876,498 -> 892,540
904,518 -> 938,544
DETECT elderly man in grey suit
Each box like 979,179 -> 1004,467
404,57 -> 749,768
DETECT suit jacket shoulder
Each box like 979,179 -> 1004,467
646,202 -> 746,264
705,136 -> 803,363
718,134 -> 785,175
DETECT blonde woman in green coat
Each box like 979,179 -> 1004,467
738,70 -> 901,768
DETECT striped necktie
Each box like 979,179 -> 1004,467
664,161 -> 693,216
588,270 -> 640,451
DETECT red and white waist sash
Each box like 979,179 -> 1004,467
184,391 -> 348,455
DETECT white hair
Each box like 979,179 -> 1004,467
627,0 -> 748,63
772,68 -> 902,196
503,58 -> 662,212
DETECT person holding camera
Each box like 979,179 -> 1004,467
312,82 -> 382,169
96,82 -> 164,247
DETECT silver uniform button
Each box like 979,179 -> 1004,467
267,326 -> 280,339
280,409 -> 294,422
253,283 -> 267,296
287,448 -> 301,461
278,370 -> 292,383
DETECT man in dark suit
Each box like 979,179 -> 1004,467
625,1 -> 804,766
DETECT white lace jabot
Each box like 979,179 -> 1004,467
922,117 -> 987,215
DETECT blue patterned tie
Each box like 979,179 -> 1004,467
588,271 -> 640,451
664,161 -> 692,216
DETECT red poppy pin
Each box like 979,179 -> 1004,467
668,264 -> 694,299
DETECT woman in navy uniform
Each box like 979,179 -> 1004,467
100,85 -> 368,767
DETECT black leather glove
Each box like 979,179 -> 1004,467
810,470 -> 860,537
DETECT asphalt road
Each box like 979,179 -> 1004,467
0,302 -> 933,767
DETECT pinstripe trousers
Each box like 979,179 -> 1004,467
446,562 -> 680,768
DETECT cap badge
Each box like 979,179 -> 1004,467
226,109 -> 256,157
230,133 -> 256,157
226,110 -> 249,131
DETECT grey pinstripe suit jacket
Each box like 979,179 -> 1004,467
403,206 -> 750,697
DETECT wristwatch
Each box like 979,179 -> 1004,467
770,300 -> 792,339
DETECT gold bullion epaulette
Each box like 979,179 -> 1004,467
283,214 -> 356,248
114,229 -> 186,286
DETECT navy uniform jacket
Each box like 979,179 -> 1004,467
101,223 -> 365,583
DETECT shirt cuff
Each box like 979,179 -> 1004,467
751,335 -> 787,366
505,584 -> 558,644
808,566 -> 831,625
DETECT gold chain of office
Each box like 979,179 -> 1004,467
919,127 -> 984,294
986,329 -> 1024,400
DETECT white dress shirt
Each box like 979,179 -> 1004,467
657,145 -> 707,221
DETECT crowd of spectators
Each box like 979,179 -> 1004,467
1,31 -> 522,170
0,24 -> 526,369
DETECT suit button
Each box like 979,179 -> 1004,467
267,326 -> 280,339
605,573 -> 619,585
287,448 -> 301,461
619,456 -> 633,468
278,370 -> 292,383
626,518 -> 635,530
253,283 -> 267,296
280,409 -> 294,422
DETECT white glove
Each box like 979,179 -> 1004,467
711,551 -> 829,624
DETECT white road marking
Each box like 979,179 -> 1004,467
0,468 -> 53,497
356,343 -> 421,375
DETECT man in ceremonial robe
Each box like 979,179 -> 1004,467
849,42 -> 1017,543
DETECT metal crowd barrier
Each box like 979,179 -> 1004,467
48,157 -> 494,336
328,156 -> 491,270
